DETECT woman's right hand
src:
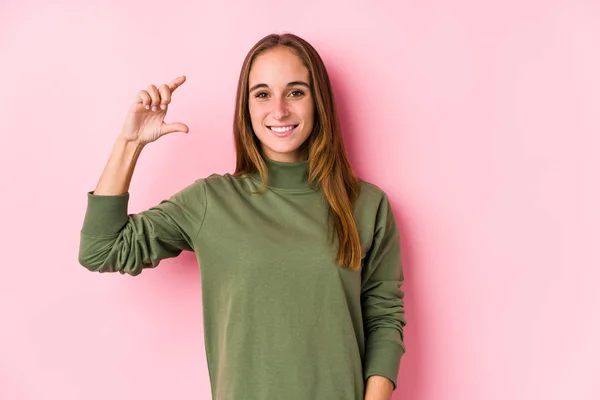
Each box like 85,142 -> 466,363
119,75 -> 190,145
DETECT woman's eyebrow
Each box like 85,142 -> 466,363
249,81 -> 310,92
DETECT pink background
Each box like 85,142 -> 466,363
1,1 -> 599,399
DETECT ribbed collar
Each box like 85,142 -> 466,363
251,153 -> 317,191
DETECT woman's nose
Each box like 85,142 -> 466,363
272,98 -> 290,119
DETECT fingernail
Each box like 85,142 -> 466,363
160,104 -> 167,110
152,106 -> 157,112
145,105 -> 150,110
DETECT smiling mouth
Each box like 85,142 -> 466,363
268,125 -> 299,133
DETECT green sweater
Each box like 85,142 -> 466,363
78,154 -> 407,400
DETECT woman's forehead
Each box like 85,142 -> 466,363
249,47 -> 309,87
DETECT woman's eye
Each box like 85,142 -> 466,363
254,90 -> 304,99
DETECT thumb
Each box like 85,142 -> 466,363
160,122 -> 189,135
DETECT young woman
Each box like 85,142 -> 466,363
78,33 -> 407,400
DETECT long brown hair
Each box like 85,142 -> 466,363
232,33 -> 362,271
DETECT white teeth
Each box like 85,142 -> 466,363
269,125 -> 295,133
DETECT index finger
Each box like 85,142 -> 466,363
168,75 -> 187,93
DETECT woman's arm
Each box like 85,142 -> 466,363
364,375 -> 394,400
93,136 -> 144,195
78,136 -> 205,276
361,193 -> 407,392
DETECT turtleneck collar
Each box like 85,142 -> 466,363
251,152 -> 317,192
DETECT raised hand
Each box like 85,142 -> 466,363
119,75 -> 190,145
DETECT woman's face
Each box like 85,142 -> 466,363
248,46 -> 315,163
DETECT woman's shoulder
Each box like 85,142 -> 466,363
357,178 -> 390,204
201,171 -> 250,183
196,171 -> 256,193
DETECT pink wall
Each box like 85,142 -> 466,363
2,1 -> 599,399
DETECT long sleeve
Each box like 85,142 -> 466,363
360,193 -> 407,390
78,179 -> 207,276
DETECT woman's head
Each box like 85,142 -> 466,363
233,33 -> 362,270
247,45 -> 314,162
233,33 -> 341,166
